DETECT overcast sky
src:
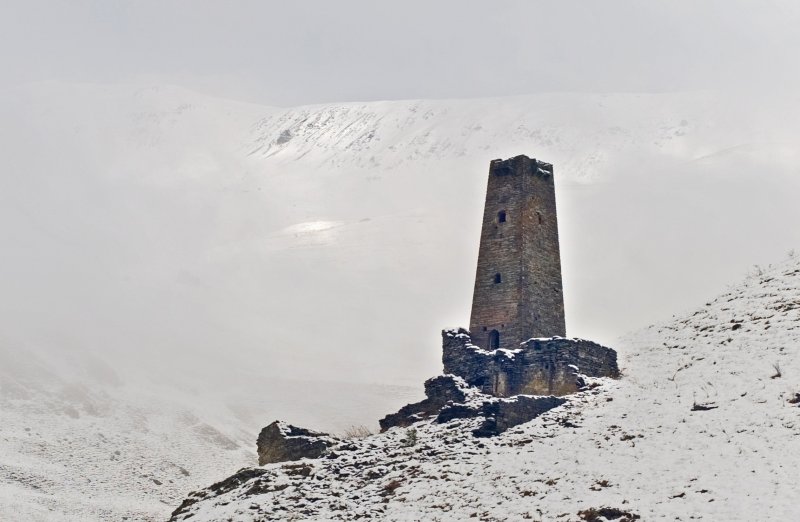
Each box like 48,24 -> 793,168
2,0 -> 799,106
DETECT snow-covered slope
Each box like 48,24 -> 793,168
169,256 -> 800,521
0,350 -> 419,521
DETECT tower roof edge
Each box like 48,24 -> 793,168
489,155 -> 553,177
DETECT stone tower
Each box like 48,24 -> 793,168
468,155 -> 566,350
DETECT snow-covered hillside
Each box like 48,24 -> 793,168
0,351 -> 419,521
2,83 -> 800,521
170,256 -> 800,521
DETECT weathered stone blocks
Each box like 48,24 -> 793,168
380,329 -> 618,436
469,155 -> 566,350
438,394 -> 567,437
378,374 -> 566,437
442,328 -> 619,397
378,375 -> 469,431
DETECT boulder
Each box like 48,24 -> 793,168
256,421 -> 339,465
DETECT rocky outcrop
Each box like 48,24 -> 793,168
379,375 -> 472,431
257,421 -> 339,465
438,394 -> 567,437
380,374 -> 566,436
170,468 -> 270,520
443,328 -> 619,396
378,375 -> 467,430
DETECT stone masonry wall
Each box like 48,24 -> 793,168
468,155 -> 566,350
442,328 -> 619,397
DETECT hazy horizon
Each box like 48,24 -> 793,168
4,0 -> 800,389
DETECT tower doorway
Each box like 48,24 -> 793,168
488,329 -> 500,349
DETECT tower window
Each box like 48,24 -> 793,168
498,211 -> 506,223
537,211 -> 543,224
493,273 -> 502,284
488,330 -> 500,349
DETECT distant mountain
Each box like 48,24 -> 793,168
170,255 -> 800,521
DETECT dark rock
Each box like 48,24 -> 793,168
170,468 -> 268,520
378,375 -> 470,431
257,421 -> 339,465
691,402 -> 718,411
209,468 -> 269,495
281,463 -> 314,477
578,506 -> 641,521
437,395 -> 566,437
381,373 -> 566,437
435,403 -> 478,424
480,395 -> 567,436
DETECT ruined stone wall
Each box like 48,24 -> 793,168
442,329 -> 618,397
468,155 -> 566,350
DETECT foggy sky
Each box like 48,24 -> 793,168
2,1 -> 799,106
3,1 -> 800,409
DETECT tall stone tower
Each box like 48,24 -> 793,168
468,155 -> 566,350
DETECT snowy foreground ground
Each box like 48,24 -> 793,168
172,258 -> 800,521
